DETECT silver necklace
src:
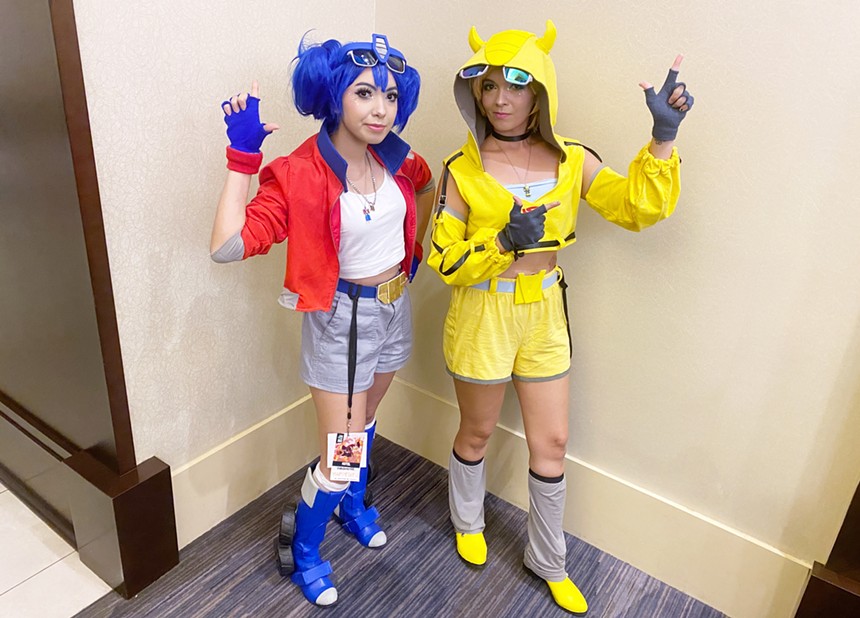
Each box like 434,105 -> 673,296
497,137 -> 533,198
345,152 -> 378,221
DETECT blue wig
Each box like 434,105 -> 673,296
291,34 -> 421,132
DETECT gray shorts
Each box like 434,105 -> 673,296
300,287 -> 412,393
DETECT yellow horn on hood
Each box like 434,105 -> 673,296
535,19 -> 557,53
468,26 -> 484,52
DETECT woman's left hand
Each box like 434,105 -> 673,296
639,55 -> 694,142
221,80 -> 279,154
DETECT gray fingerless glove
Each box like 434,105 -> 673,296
498,200 -> 548,254
643,69 -> 694,141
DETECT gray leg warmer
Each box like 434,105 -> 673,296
448,450 -> 486,534
523,470 -> 568,581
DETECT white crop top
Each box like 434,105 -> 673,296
338,169 -> 406,279
504,177 -> 558,202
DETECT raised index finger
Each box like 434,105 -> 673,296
670,54 -> 684,72
251,80 -> 260,98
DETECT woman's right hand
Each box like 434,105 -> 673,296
498,198 -> 561,253
222,81 -> 279,153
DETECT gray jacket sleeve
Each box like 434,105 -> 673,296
210,231 -> 245,263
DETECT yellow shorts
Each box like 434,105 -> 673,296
443,268 -> 571,384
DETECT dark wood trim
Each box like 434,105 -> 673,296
65,452 -> 179,598
48,0 -> 136,476
1,0 -> 180,598
796,482 -> 860,616
795,562 -> 860,617
827,484 -> 860,578
0,391 -> 76,460
1,406 -> 179,598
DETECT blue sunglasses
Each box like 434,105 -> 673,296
343,34 -> 407,74
459,65 -> 533,86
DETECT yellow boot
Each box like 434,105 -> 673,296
546,577 -> 588,615
455,532 -> 487,566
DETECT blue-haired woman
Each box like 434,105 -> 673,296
210,33 -> 435,607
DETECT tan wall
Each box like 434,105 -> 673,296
74,0 -> 860,615
72,0 -> 375,465
381,0 -> 860,563
376,1 -> 860,615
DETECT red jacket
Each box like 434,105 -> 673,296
240,126 -> 433,312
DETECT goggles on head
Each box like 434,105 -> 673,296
343,33 -> 407,74
459,65 -> 534,86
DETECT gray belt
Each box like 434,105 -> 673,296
471,270 -> 559,293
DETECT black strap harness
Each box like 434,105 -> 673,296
433,142 -> 600,274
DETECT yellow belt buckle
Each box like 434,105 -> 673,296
514,270 -> 546,304
377,272 -> 406,304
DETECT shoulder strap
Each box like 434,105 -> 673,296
564,141 -> 603,163
436,151 -> 465,217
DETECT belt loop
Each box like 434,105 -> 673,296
489,278 -> 498,294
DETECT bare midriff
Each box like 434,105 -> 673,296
341,264 -> 402,287
498,250 -> 557,279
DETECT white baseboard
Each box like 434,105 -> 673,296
168,379 -> 810,618
170,396 -> 318,549
376,377 -> 811,618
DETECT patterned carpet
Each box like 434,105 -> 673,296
76,437 -> 726,617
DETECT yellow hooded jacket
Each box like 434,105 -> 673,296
428,21 -> 681,287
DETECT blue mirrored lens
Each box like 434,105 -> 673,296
349,50 -> 377,67
503,67 -> 532,85
459,65 -> 488,79
347,48 -> 405,73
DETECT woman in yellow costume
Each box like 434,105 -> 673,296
428,20 -> 693,614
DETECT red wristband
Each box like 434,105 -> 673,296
226,146 -> 263,175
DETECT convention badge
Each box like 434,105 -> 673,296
326,431 -> 368,482
514,269 -> 546,305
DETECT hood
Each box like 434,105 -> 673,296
453,20 -> 566,161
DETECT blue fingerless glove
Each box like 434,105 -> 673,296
498,201 -> 548,255
643,69 -> 694,141
222,96 -> 270,153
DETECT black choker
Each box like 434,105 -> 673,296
490,128 -> 532,142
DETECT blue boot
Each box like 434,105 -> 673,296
335,421 -> 386,548
290,468 -> 347,606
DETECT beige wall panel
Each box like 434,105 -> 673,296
72,1 -> 376,468
70,0 -> 860,610
379,0 -> 860,586
172,397 -> 317,548
378,380 -> 811,618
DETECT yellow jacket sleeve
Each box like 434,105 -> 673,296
428,209 -> 515,286
585,144 -> 681,232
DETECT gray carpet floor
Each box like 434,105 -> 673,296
76,437 -> 726,617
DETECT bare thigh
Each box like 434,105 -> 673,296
311,372 -> 397,479
365,371 -> 396,424
311,386 -> 366,480
452,379 -> 506,462
514,374 -> 570,478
